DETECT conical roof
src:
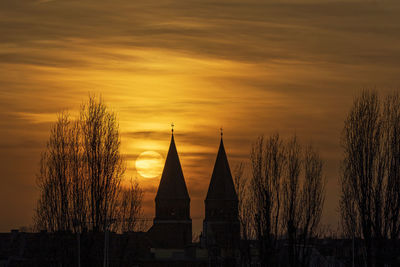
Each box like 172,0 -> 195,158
206,137 -> 238,200
155,133 -> 190,200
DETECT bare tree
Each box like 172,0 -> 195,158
248,134 -> 325,267
233,162 -> 254,266
35,112 -> 73,232
340,90 -> 400,266
282,136 -> 302,267
119,179 -> 144,232
249,134 -> 286,266
297,145 -> 324,267
234,163 -> 251,240
381,92 -> 400,266
66,119 -> 87,233
34,96 -> 143,234
80,96 -> 125,232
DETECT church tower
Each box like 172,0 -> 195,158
147,130 -> 192,248
203,133 -> 240,251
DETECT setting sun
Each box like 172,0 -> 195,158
135,151 -> 164,179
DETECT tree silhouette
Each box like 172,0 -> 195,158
34,96 -> 143,234
282,137 -> 324,267
233,162 -> 253,266
248,134 -> 325,267
340,90 -> 400,266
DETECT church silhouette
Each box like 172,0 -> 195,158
147,130 -> 240,261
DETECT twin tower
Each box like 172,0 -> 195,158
147,131 -> 240,251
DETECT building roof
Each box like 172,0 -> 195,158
155,133 -> 190,200
206,137 -> 238,201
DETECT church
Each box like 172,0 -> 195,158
147,129 -> 241,264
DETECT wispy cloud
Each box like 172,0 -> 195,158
1,0 -> 400,231
12,112 -> 57,124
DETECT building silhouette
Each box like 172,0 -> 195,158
147,132 -> 192,249
145,130 -> 240,264
202,134 -> 240,253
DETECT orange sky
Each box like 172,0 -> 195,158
1,0 -> 400,234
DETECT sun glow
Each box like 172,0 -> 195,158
135,151 -> 164,179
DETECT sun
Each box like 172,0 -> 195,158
135,151 -> 164,179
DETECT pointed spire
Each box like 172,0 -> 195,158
156,130 -> 190,200
206,134 -> 238,201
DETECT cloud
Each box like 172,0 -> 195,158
11,112 -> 58,124
1,0 -> 400,232
2,0 -> 399,68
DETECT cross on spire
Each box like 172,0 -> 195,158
171,122 -> 174,133
220,127 -> 223,137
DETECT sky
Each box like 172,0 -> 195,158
1,0 -> 400,234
